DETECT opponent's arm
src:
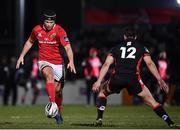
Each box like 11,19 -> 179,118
92,55 -> 114,92
143,55 -> 169,93
64,44 -> 76,74
16,37 -> 34,69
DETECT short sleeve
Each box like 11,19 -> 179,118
29,28 -> 36,43
58,27 -> 70,47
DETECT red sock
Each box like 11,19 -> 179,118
55,95 -> 63,112
46,83 -> 55,102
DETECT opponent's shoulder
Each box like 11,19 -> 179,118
134,41 -> 150,54
137,42 -> 149,51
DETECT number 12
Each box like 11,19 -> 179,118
120,47 -> 136,59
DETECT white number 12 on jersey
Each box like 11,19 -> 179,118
120,47 -> 136,59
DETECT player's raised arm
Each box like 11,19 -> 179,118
64,44 -> 76,74
16,37 -> 34,69
92,55 -> 114,92
143,55 -> 169,93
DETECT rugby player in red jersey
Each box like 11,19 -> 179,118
92,27 -> 179,128
16,10 -> 76,125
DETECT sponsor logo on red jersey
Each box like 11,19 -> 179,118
50,33 -> 56,39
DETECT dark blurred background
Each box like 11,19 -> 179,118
0,0 -> 180,106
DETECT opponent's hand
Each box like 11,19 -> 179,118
158,79 -> 169,94
92,81 -> 101,93
16,57 -> 24,69
67,61 -> 76,74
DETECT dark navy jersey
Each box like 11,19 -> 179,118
109,41 -> 150,76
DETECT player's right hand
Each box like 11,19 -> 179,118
16,57 -> 24,69
158,79 -> 169,94
67,61 -> 76,74
92,81 -> 101,92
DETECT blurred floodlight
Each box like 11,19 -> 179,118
177,0 -> 180,5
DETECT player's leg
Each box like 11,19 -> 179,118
86,79 -> 91,105
53,64 -> 64,124
96,81 -> 111,126
12,82 -> 18,106
3,82 -> 10,105
31,78 -> 40,105
138,86 -> 175,128
21,85 -> 28,104
54,64 -> 64,113
54,81 -> 64,124
42,66 -> 55,102
55,82 -> 63,113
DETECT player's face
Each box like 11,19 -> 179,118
44,20 -> 55,31
90,51 -> 97,57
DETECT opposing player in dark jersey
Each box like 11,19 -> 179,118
92,27 -> 179,128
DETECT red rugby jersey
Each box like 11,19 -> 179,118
30,24 -> 70,64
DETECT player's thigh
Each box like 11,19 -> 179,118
99,77 -> 123,97
38,61 -> 54,81
127,81 -> 143,95
138,86 -> 159,108
54,68 -> 65,96
108,76 -> 125,94
42,66 -> 54,81
52,64 -> 63,82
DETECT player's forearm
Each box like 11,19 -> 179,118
19,40 -> 33,58
97,63 -> 110,83
146,61 -> 161,81
65,45 -> 74,63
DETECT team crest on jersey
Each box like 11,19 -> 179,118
37,33 -> 42,37
50,33 -> 56,39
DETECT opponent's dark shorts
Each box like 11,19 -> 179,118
106,74 -> 145,95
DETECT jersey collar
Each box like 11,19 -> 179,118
42,24 -> 56,31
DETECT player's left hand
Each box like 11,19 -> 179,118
158,79 -> 169,94
67,61 -> 76,74
92,81 -> 101,92
16,56 -> 24,69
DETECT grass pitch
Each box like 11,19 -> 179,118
0,105 -> 179,129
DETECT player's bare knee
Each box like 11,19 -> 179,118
150,100 -> 160,108
46,76 -> 54,83
46,74 -> 54,83
98,90 -> 108,98
42,67 -> 54,82
152,102 -> 161,109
